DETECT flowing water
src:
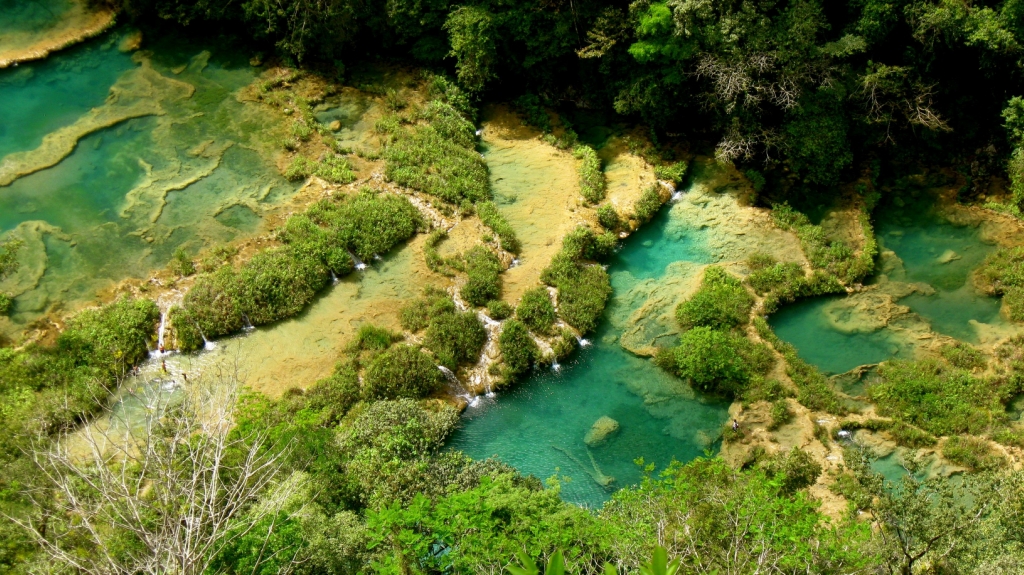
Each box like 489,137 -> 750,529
449,170 -> 731,509
0,26 -> 298,339
770,203 -> 1005,375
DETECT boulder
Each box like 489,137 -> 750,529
584,416 -> 620,446
936,249 -> 961,264
329,120 -> 342,131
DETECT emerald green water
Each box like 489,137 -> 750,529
0,0 -> 75,38
0,27 -> 298,339
450,199 -> 730,508
770,205 -> 1003,374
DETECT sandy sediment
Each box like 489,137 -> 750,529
0,61 -> 195,187
0,2 -> 116,69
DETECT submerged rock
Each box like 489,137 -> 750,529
329,120 -> 342,131
936,249 -> 961,264
584,416 -> 620,446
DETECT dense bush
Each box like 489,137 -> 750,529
540,227 -> 614,333
306,360 -> 361,425
516,287 -> 556,334
868,359 -> 1012,436
363,345 -> 444,399
574,145 -> 605,203
281,213 -> 355,276
653,161 -> 688,186
401,287 -> 457,332
173,266 -> 245,349
942,436 -> 1006,471
486,299 -> 512,320
349,324 -> 402,352
476,201 -> 520,253
383,101 -> 489,203
676,267 -> 753,330
170,247 -> 196,277
340,191 -> 423,260
596,204 -> 621,231
633,185 -> 663,222
462,245 -> 502,306
235,247 -> 329,325
978,246 -> 1024,320
423,311 -> 487,369
284,154 -> 356,184
771,203 -> 876,284
762,447 -> 822,495
498,319 -> 538,381
670,327 -> 774,396
59,297 -> 160,376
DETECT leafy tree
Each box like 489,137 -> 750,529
444,6 -> 497,93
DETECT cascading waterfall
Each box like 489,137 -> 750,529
551,360 -> 561,372
351,252 -> 368,271
576,336 -> 591,348
439,365 -> 480,407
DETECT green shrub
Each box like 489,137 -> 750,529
888,421 -> 938,448
420,100 -> 476,148
541,254 -> 610,333
383,103 -> 489,203
350,324 -> 402,352
633,184 -> 663,222
235,247 -> 328,326
941,343 -> 986,370
597,204 -> 621,231
676,267 -> 753,329
340,191 -> 423,260
476,201 -> 520,253
307,360 -> 361,425
462,246 -> 502,306
770,203 -> 876,284
741,376 -> 791,404
170,247 -> 196,277
363,345 -> 444,399
516,288 -> 556,334
0,293 -> 12,316
868,359 -> 1008,436
59,297 -> 160,375
653,161 -> 688,186
768,399 -> 793,431
744,169 -> 766,192
513,94 -> 551,132
942,436 -> 1006,471
671,327 -> 774,397
498,319 -> 538,381
281,213 -> 354,276
574,145 -> 605,203
424,311 -> 487,369
401,287 -> 456,332
175,266 -> 245,349
551,327 -> 578,359
762,447 -> 822,494
486,299 -> 512,320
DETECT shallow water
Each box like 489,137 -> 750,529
0,28 -> 299,339
450,178 -> 729,508
770,205 -> 1004,373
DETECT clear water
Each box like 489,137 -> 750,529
450,183 -> 729,509
770,204 -> 1003,373
875,209 -> 1001,342
0,27 -> 298,338
770,296 -> 911,375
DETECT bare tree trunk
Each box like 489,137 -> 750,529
9,368 -> 294,575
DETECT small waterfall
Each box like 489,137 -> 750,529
150,308 -> 171,359
576,337 -> 591,348
439,365 -> 480,407
242,313 -> 255,332
330,271 -> 339,284
509,258 -> 520,268
552,361 -> 561,372
351,252 -> 368,271
475,129 -> 483,136
372,254 -> 382,262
